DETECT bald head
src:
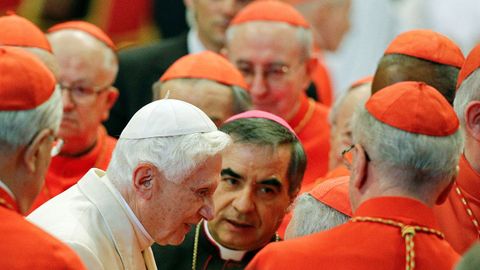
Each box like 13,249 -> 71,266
372,54 -> 459,105
47,30 -> 118,88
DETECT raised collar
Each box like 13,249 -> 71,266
354,196 -> 440,231
457,154 -> 480,199
0,180 -> 19,213
49,126 -> 108,177
187,29 -> 207,54
288,94 -> 315,134
204,221 -> 247,261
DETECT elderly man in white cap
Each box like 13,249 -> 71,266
28,99 -> 232,270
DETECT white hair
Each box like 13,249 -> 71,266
106,131 -> 231,187
454,68 -> 480,126
226,22 -> 314,60
0,86 -> 62,151
352,105 -> 463,196
286,193 -> 349,239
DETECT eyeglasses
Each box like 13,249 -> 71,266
341,144 -> 355,170
50,137 -> 64,157
236,61 -> 303,89
60,83 -> 108,104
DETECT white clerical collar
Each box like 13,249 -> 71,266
204,221 -> 247,261
187,29 -> 207,54
103,176 -> 154,251
0,179 -> 15,200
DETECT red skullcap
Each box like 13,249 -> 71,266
48,21 -> 116,51
309,177 -> 352,216
224,110 -> 297,137
385,29 -> 464,68
0,12 -> 52,52
457,43 -> 480,89
231,0 -> 310,28
0,47 -> 56,110
349,75 -> 373,90
160,51 -> 248,89
366,81 -> 459,136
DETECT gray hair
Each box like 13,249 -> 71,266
226,21 -> 314,60
152,79 -> 252,114
286,193 -> 349,239
0,86 -> 62,152
352,105 -> 463,197
106,131 -> 231,187
454,68 -> 480,126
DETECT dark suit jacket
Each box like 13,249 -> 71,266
152,221 -> 276,270
105,34 -> 188,137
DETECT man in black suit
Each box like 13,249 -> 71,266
106,0 -> 254,136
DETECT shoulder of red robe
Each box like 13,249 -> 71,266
0,47 -> 56,111
385,29 -> 464,69
366,81 -> 459,136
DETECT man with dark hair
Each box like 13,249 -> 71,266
372,29 -> 464,104
153,110 -> 306,269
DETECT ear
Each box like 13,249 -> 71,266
464,101 -> 480,141
24,129 -> 52,173
351,144 -> 368,191
436,166 -> 458,205
101,86 -> 119,121
132,163 -> 159,200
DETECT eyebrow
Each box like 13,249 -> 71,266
258,178 -> 282,188
221,168 -> 243,179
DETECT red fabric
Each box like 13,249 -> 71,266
434,154 -> 480,254
366,81 -> 459,136
311,52 -> 334,107
248,197 -> 460,270
160,51 -> 248,89
48,21 -> 116,51
457,43 -> 480,89
225,110 -> 296,136
0,1 -> 21,11
231,0 -> 310,28
309,176 -> 352,216
0,187 -> 19,213
385,29 -> 464,68
105,0 -> 149,36
0,207 -> 86,269
30,126 -> 116,211
0,47 -> 55,110
289,94 -> 330,185
0,13 -> 51,52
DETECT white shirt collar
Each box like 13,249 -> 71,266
0,179 -> 15,200
204,221 -> 247,261
103,176 -> 154,251
187,29 -> 207,54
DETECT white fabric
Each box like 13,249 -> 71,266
204,221 -> 247,262
120,99 -> 216,139
0,180 -> 15,200
187,29 -> 207,54
27,169 -> 157,270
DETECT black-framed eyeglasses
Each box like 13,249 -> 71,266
59,83 -> 109,104
341,144 -> 371,170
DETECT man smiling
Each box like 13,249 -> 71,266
153,110 -> 306,269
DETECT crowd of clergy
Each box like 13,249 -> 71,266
1,0 -> 479,269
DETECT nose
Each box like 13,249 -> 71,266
199,197 -> 215,221
249,69 -> 268,100
232,188 -> 255,213
61,88 -> 75,112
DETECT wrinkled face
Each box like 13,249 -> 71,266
159,79 -> 235,126
329,83 -> 370,170
48,31 -> 116,153
310,0 -> 351,51
145,154 -> 222,245
227,23 -> 310,120
187,0 -> 253,50
208,143 -> 292,250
